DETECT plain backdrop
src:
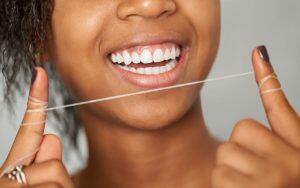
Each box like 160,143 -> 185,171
1,0 -> 299,173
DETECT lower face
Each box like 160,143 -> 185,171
48,0 -> 221,130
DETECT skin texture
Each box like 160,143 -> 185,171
47,0 -> 220,130
48,1 -> 221,186
0,0 -> 299,188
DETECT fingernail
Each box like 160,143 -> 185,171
257,45 -> 271,64
31,68 -> 37,84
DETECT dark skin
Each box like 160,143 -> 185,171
1,0 -> 299,188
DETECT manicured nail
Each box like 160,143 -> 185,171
31,68 -> 37,84
257,45 -> 270,63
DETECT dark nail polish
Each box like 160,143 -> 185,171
257,45 -> 270,63
31,68 -> 37,84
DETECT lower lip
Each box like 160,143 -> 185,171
108,49 -> 189,89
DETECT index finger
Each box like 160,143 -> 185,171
1,67 -> 49,171
253,45 -> 300,148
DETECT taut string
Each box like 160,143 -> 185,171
26,71 -> 254,113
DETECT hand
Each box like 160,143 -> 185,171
0,68 -> 74,188
212,46 -> 300,188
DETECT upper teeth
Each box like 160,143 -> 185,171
111,46 -> 181,65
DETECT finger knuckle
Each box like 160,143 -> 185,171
265,98 -> 290,118
211,165 -> 230,185
48,159 -> 66,174
264,104 -> 274,118
216,142 -> 237,161
44,134 -> 62,146
231,118 -> 257,139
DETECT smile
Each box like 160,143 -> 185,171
107,35 -> 189,89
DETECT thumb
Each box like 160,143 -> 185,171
34,134 -> 62,163
1,67 -> 48,171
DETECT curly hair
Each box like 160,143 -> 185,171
0,0 -> 81,150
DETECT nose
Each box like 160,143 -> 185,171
117,0 -> 177,20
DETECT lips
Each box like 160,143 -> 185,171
106,34 -> 189,89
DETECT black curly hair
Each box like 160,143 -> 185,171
0,0 -> 81,150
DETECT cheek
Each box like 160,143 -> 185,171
49,1 -> 120,103
49,0 -> 110,82
180,0 -> 221,80
47,0 -> 220,129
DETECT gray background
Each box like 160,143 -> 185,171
1,0 -> 299,173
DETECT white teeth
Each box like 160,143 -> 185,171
130,67 -> 137,73
166,63 -> 172,71
152,67 -> 160,74
160,66 -> 167,73
175,48 -> 181,57
111,54 -> 117,63
117,59 -> 178,75
132,52 -> 141,64
122,51 -> 132,65
145,67 -> 152,75
153,49 -> 164,63
111,45 -> 182,65
116,53 -> 123,64
140,49 -> 153,64
170,47 -> 176,60
170,61 -> 176,68
123,66 -> 130,71
137,67 -> 145,74
164,49 -> 171,61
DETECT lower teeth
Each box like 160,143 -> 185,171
117,60 -> 178,75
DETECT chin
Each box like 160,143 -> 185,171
113,96 -> 197,131
119,110 -> 182,131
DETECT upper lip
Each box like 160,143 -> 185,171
105,31 -> 188,56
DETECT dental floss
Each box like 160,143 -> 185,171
258,73 -> 282,95
27,71 -> 254,113
1,71 -> 283,176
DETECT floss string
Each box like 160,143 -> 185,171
27,71 -> 255,113
1,71 -> 284,176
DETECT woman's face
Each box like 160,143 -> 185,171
48,0 -> 221,129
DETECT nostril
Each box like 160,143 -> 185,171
160,1 -> 177,17
159,9 -> 173,18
